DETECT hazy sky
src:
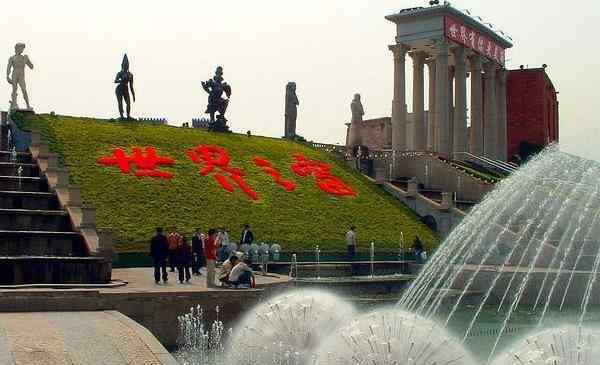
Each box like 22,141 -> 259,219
3,0 -> 600,161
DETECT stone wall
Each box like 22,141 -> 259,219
0,283 -> 292,348
392,154 -> 494,202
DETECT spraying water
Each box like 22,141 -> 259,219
397,147 -> 600,360
314,308 -> 476,365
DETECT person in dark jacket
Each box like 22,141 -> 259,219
240,224 -> 254,245
175,237 -> 192,283
150,227 -> 169,284
191,228 -> 205,275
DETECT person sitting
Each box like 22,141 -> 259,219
175,237 -> 192,283
228,258 -> 255,288
218,255 -> 239,286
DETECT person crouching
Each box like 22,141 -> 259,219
228,258 -> 255,288
219,255 -> 239,286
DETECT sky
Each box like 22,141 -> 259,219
3,0 -> 600,161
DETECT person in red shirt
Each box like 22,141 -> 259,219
167,227 -> 182,272
204,228 -> 218,287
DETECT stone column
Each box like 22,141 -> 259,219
469,55 -> 484,156
426,59 -> 436,152
448,66 -> 455,157
496,68 -> 508,161
452,47 -> 468,159
410,51 -> 426,151
434,39 -> 451,158
389,44 -> 409,153
483,62 -> 498,159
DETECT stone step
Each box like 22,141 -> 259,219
0,162 -> 39,177
0,256 -> 111,284
0,230 -> 85,257
0,209 -> 72,232
0,191 -> 59,210
0,151 -> 33,164
0,176 -> 48,192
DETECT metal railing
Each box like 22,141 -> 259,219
453,152 -> 518,175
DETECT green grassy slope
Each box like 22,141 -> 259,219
15,113 -> 438,252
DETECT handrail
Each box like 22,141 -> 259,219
453,152 -> 517,175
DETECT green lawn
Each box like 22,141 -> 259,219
14,112 -> 438,253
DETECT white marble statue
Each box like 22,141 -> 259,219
6,43 -> 34,111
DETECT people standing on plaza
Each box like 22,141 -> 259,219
167,227 -> 182,272
175,237 -> 192,284
204,228 -> 218,287
240,224 -> 254,245
149,227 -> 169,284
217,227 -> 232,262
346,225 -> 358,275
191,228 -> 205,275
229,258 -> 255,288
346,226 -> 357,261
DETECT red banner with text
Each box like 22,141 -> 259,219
444,16 -> 506,65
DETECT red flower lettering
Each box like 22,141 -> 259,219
97,147 -> 175,179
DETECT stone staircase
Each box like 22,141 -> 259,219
0,117 -> 112,285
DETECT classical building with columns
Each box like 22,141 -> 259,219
346,4 -> 515,164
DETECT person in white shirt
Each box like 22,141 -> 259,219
346,226 -> 358,275
219,255 -> 239,285
229,259 -> 254,287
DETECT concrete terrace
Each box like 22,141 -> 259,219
0,268 -> 293,348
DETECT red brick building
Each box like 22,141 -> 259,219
506,67 -> 559,162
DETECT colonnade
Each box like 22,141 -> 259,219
389,38 -> 507,161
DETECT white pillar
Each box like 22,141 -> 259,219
483,62 -> 498,159
496,68 -> 508,161
434,39 -> 450,158
427,59 -> 436,152
389,44 -> 409,152
410,51 -> 426,151
452,47 -> 468,160
469,55 -> 484,156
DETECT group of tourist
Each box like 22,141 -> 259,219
149,224 -> 256,288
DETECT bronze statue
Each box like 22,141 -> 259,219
284,82 -> 299,138
7,43 -> 34,111
202,66 -> 231,124
115,54 -> 135,119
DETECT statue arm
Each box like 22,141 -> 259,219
114,73 -> 122,84
6,57 -> 13,84
25,55 -> 33,69
295,95 -> 299,106
201,80 -> 210,94
130,75 -> 136,102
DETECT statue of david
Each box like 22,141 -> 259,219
6,43 -> 34,111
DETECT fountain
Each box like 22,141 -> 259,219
174,305 -> 228,365
396,147 -> 600,360
370,241 -> 375,278
491,326 -> 600,365
290,253 -> 298,278
225,289 -> 356,365
315,245 -> 321,280
398,232 -> 405,261
315,308 -> 476,365
174,147 -> 600,365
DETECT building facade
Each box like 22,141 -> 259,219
347,4 -> 514,163
506,67 -> 559,161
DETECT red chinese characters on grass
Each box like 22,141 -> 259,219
97,147 -> 175,179
253,156 -> 296,192
291,154 -> 357,197
187,145 -> 258,200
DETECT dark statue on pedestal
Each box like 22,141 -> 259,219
202,66 -> 231,132
114,54 -> 135,119
284,82 -> 299,138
